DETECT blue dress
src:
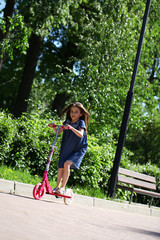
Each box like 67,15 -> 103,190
58,119 -> 88,169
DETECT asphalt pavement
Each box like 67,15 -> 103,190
0,179 -> 160,240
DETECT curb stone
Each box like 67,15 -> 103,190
0,178 -> 160,217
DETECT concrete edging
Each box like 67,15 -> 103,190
0,178 -> 160,217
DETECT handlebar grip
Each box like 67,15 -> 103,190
60,125 -> 71,129
50,125 -> 71,129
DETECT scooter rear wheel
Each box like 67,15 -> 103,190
33,183 -> 45,200
64,189 -> 74,205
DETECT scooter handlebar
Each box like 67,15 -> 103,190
51,124 -> 71,130
61,125 -> 71,129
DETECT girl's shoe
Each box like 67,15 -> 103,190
57,187 -> 65,195
52,186 -> 59,193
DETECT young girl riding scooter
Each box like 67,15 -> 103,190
48,102 -> 90,194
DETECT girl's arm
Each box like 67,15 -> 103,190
64,124 -> 84,138
48,123 -> 64,135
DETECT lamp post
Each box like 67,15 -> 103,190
109,0 -> 151,198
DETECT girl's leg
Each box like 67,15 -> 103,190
57,168 -> 64,188
61,160 -> 72,189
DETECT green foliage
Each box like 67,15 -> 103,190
126,110 -> 160,168
0,14 -> 29,59
0,164 -> 43,185
0,111 -> 59,177
69,135 -> 115,190
0,111 -> 18,163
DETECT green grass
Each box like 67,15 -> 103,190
0,165 -> 107,199
0,165 -> 46,186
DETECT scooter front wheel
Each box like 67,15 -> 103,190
33,183 -> 45,200
64,189 -> 74,205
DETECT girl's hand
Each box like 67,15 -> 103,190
48,123 -> 56,128
64,124 -> 72,130
64,124 -> 84,138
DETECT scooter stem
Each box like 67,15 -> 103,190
45,126 -> 60,171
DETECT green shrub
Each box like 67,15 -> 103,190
0,111 -> 61,178
0,111 -> 18,164
69,135 -> 114,191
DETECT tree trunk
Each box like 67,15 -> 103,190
0,0 -> 16,70
52,93 -> 71,116
13,32 -> 43,118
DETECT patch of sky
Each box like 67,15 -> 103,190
154,96 -> 160,110
54,40 -> 62,48
73,61 -> 80,76
0,0 -> 5,17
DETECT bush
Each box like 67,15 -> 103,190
0,111 -> 60,178
0,111 -> 18,164
69,135 -> 115,191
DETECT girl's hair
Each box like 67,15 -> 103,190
61,102 -> 90,128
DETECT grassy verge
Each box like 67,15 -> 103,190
0,165 -> 107,199
0,165 -> 46,186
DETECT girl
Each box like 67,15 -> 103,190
48,102 -> 90,194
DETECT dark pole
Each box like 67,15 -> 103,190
109,0 -> 151,198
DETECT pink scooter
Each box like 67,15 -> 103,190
33,125 -> 74,205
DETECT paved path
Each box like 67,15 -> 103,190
0,192 -> 160,240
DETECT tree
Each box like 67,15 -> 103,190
0,0 -> 16,70
13,0 -> 82,117
1,0 -> 160,149
0,0 -> 28,71
13,32 -> 43,117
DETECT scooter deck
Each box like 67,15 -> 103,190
46,192 -> 72,198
